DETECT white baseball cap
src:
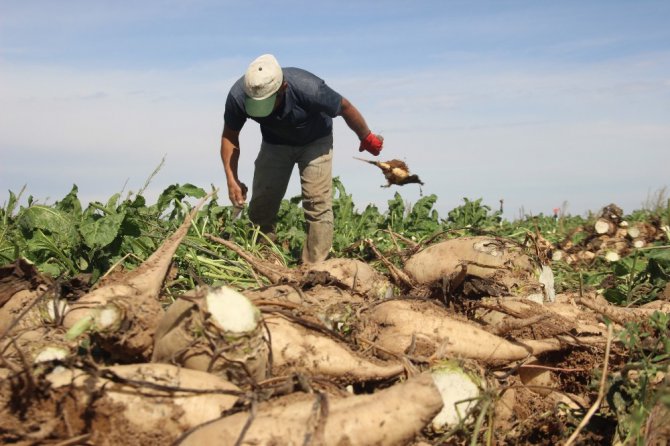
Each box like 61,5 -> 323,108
243,54 -> 283,118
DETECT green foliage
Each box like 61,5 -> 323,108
274,194 -> 307,259
14,190 -> 82,275
384,192 -> 440,236
0,183 -> 212,280
156,183 -> 207,217
608,312 -> 670,444
628,187 -> 670,227
602,248 -> 670,305
271,178 -> 443,260
3,180 -> 664,304
331,177 -> 383,252
445,197 -> 502,230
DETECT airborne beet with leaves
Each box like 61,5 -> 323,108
1,179 -> 669,445
354,156 -> 425,188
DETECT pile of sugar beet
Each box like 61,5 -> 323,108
1,198 -> 669,445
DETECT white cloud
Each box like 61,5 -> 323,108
1,45 -> 669,218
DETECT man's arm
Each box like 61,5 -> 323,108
339,98 -> 383,156
339,97 -> 371,139
221,124 -> 247,206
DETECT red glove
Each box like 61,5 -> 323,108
359,132 -> 384,156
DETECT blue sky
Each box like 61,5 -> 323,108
1,0 -> 669,219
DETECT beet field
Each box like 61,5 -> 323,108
1,180 -> 669,445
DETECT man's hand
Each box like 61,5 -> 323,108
228,180 -> 248,207
359,132 -> 384,156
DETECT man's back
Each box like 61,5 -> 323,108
224,67 -> 343,146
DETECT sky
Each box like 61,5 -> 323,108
1,0 -> 669,220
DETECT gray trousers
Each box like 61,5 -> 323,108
248,134 -> 333,264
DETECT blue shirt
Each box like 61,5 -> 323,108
224,67 -> 343,146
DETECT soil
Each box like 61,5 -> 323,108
0,222 -> 665,446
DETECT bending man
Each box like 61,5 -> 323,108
220,54 -> 383,263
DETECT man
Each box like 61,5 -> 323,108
220,54 -> 383,263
